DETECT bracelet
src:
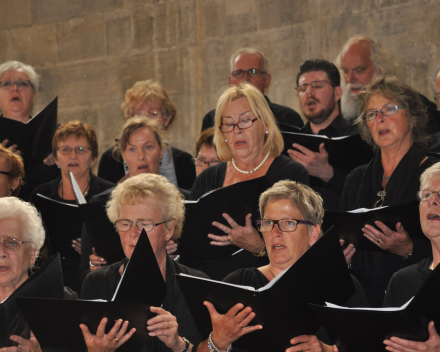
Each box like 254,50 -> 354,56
402,252 -> 413,260
180,337 -> 190,352
208,332 -> 232,352
252,249 -> 266,257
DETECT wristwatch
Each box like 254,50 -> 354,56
180,337 -> 190,352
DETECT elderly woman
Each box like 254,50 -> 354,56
183,82 -> 309,280
0,145 -> 24,197
80,173 -> 207,352
192,127 -> 220,177
340,76 -> 439,306
98,79 -> 195,190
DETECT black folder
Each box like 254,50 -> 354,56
17,229 -> 167,352
178,176 -> 272,260
78,202 -> 125,265
280,131 -> 373,170
310,263 -> 440,352
0,254 -> 64,347
0,97 -> 57,170
322,200 -> 424,251
176,227 -> 355,352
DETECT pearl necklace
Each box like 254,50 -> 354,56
232,152 -> 270,174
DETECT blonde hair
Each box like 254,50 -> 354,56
106,173 -> 184,240
213,83 -> 284,161
420,162 -> 440,190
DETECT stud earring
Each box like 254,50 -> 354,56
225,139 -> 227,142
265,131 -> 268,134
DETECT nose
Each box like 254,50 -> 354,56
428,192 -> 440,206
127,224 -> 141,238
0,242 -> 7,257
271,222 -> 283,236
346,70 -> 357,84
137,149 -> 145,160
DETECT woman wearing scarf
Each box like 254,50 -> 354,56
340,76 -> 438,307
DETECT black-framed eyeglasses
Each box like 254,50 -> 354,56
361,105 -> 404,122
256,218 -> 314,232
0,80 -> 34,90
295,80 -> 333,93
1,238 -> 33,251
0,171 -> 10,176
191,158 -> 221,167
231,69 -> 266,79
417,189 -> 440,202
57,146 -> 92,155
114,219 -> 173,233
219,118 -> 258,133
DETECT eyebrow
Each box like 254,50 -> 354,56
222,110 -> 252,119
366,101 -> 393,109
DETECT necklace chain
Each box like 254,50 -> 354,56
60,177 -> 91,199
232,152 -> 270,174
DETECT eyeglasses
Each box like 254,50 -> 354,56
57,146 -> 92,155
295,80 -> 333,93
231,69 -> 267,79
114,219 -> 173,232
0,80 -> 34,90
1,238 -> 32,251
219,118 -> 258,133
417,189 -> 440,202
362,105 -> 404,122
0,171 -> 10,176
256,218 -> 314,232
133,110 -> 165,119
191,158 -> 221,167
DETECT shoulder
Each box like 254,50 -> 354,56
30,177 -> 60,199
346,164 -> 369,182
190,162 -> 227,199
90,186 -> 115,203
81,261 -> 123,299
267,99 -> 303,127
201,109 -> 216,131
102,146 -> 116,157
171,146 -> 193,160
268,155 -> 310,185
90,174 -> 115,191
223,267 -> 264,285
174,261 -> 210,279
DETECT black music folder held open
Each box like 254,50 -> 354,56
280,131 -> 373,171
311,263 -> 440,352
0,254 -> 64,347
17,229 -> 167,352
178,176 -> 271,260
322,200 -> 424,251
176,228 -> 355,352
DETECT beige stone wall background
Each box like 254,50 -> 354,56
1,0 -> 439,159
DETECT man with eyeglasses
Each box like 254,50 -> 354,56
200,47 -> 303,131
288,59 -> 358,210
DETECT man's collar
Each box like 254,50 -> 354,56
302,114 -> 348,135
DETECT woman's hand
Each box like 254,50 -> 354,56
1,331 -> 42,352
384,321 -> 440,351
79,317 -> 135,352
166,240 -> 178,255
362,221 -> 413,257
204,301 -> 262,350
339,239 -> 356,265
147,306 -> 187,352
208,213 -> 265,254
89,247 -> 107,271
286,335 -> 333,352
1,139 -> 21,155
72,238 -> 82,255
43,153 -> 55,166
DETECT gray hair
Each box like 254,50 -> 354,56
420,162 -> 440,190
230,47 -> 269,73
0,61 -> 40,91
0,197 -> 45,255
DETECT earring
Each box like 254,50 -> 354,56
265,131 -> 268,134
225,139 -> 227,142
159,159 -> 162,166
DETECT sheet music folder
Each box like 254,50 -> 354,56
0,97 -> 57,169
310,263 -> 440,352
0,254 -> 64,347
176,227 -> 355,352
280,131 -> 373,170
322,200 -> 424,251
17,229 -> 167,352
178,176 -> 271,260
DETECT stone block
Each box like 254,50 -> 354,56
199,0 -> 225,40
120,52 -> 156,94
224,0 -> 257,36
0,31 -> 9,63
156,47 -> 186,95
126,0 -> 155,8
85,0 -> 124,12
32,0 -> 86,23
57,17 -> 106,62
132,5 -> 155,50
10,23 -> 57,66
97,101 -> 125,151
319,0 -> 376,18
0,0 -> 32,29
107,16 -> 131,56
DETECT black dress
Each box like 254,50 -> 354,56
81,256 -> 207,351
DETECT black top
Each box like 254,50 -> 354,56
97,145 -> 196,190
300,114 -> 359,210
200,95 -> 304,131
383,257 -> 432,307
81,256 -> 207,351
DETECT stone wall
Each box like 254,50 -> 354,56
1,0 -> 439,157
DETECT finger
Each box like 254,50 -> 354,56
383,338 -> 411,351
388,335 -> 421,349
339,239 -> 345,247
9,334 -> 30,346
79,324 -> 93,342
292,143 -> 313,155
395,222 -> 408,235
234,306 -> 254,324
238,311 -> 256,327
114,320 -> 129,340
203,301 -> 220,319
118,327 -> 136,345
92,247 -> 97,256
207,234 -> 231,246
363,231 -> 383,247
332,345 -> 340,352
224,303 -> 246,319
239,323 -> 263,337
374,221 -> 396,236
95,317 -> 109,337
1,139 -> 8,147
319,142 -> 328,156
287,149 -> 307,163
428,321 -> 439,338
211,220 -> 233,234
222,213 -> 240,228
244,213 -> 253,227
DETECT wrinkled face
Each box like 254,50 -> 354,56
420,176 -> 440,240
0,157 -> 19,198
0,69 -> 36,120
122,126 -> 162,177
228,54 -> 271,94
366,94 -> 412,150
55,136 -> 96,179
221,97 -> 267,162
195,144 -> 220,176
340,42 -> 377,96
298,71 -> 339,125
0,218 -> 36,291
131,98 -> 172,130
261,199 -> 319,270
118,200 -> 173,259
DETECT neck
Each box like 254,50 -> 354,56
155,250 -> 168,281
309,108 -> 339,134
232,151 -> 271,172
0,272 -> 29,302
381,140 -> 413,176
60,171 -> 91,200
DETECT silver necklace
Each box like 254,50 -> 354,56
383,175 -> 391,179
232,152 -> 270,174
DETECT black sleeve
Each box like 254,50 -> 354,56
200,109 -> 216,132
172,147 -> 197,190
79,223 -> 93,284
97,147 -> 125,184
80,271 -> 105,300
340,165 -> 367,211
383,273 -> 399,308
325,165 -> 350,195
345,275 -> 370,308
267,155 -> 310,186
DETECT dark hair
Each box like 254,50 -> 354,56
296,59 -> 341,87
195,128 -> 216,156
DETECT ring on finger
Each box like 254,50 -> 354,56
167,322 -> 171,329
376,239 -> 381,244
89,261 -> 95,267
239,321 -> 244,328
228,235 -> 231,242
114,338 -> 120,342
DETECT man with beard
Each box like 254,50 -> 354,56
288,59 -> 358,209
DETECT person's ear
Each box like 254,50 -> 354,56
162,114 -> 173,129
264,73 -> 272,91
9,177 -> 20,193
309,224 -> 321,246
165,220 -> 176,241
334,86 -> 343,102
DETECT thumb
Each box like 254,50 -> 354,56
204,301 -> 220,319
428,321 -> 438,339
92,247 -> 97,256
339,239 -> 345,247
79,324 -> 92,342
319,143 -> 328,156
245,213 -> 253,226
